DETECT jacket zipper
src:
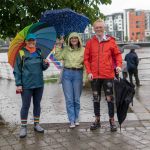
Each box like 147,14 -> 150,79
102,43 -> 104,75
98,42 -> 104,78
98,43 -> 100,78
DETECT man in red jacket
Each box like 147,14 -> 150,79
84,19 -> 122,132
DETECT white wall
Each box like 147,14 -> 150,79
0,53 -> 61,80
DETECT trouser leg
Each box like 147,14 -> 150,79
21,89 -> 32,126
72,70 -> 83,121
33,87 -> 44,125
91,79 -> 101,118
62,69 -> 75,123
134,69 -> 140,86
107,97 -> 115,118
128,71 -> 133,85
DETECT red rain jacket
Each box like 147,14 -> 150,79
84,35 -> 122,79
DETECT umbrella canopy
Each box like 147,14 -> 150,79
122,44 -> 141,50
40,8 -> 90,36
114,78 -> 135,129
8,22 -> 56,67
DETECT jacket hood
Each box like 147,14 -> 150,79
68,32 -> 82,50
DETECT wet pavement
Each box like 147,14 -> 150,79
1,47 -> 150,149
1,121 -> 150,150
0,79 -> 138,125
1,79 -> 150,150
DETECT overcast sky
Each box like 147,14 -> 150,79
99,0 -> 150,15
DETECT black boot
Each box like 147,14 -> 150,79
109,118 -> 117,132
90,118 -> 101,130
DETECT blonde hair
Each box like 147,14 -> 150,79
93,19 -> 105,27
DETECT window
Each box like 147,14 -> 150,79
132,32 -> 134,36
136,11 -> 141,16
136,32 -> 140,38
136,21 -> 141,28
115,16 -> 118,19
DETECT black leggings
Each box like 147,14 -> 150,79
91,79 -> 114,118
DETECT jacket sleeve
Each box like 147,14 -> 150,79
13,54 -> 22,86
135,54 -> 139,66
112,40 -> 122,68
54,46 -> 65,61
84,40 -> 91,74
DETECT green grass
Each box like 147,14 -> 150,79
44,74 -> 60,83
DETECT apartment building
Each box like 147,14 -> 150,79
145,10 -> 150,40
126,9 -> 145,41
105,13 -> 124,41
106,9 -> 146,42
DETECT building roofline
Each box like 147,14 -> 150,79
105,12 -> 123,17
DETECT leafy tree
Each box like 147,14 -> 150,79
146,36 -> 150,41
125,36 -> 128,42
0,0 -> 111,38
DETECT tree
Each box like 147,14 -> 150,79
125,36 -> 128,42
146,36 -> 150,41
0,0 -> 111,39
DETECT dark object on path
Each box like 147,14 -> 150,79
114,78 -> 135,130
40,8 -> 90,36
0,115 -> 5,125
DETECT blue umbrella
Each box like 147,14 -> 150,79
40,8 -> 90,36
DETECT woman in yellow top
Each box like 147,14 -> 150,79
55,32 -> 84,128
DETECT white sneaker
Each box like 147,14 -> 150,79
75,120 -> 80,126
69,123 -> 75,128
34,124 -> 44,133
20,126 -> 27,138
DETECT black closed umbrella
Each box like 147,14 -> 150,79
114,78 -> 135,130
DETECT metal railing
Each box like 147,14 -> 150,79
0,57 -> 150,81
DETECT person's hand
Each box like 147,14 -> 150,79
43,59 -> 50,66
88,73 -> 93,81
44,59 -> 49,63
116,66 -> 121,74
60,36 -> 64,44
16,86 -> 23,93
56,37 -> 64,49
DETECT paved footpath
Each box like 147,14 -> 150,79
1,79 -> 150,149
1,121 -> 150,150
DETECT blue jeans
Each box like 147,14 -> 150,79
62,68 -> 83,123
21,87 -> 44,120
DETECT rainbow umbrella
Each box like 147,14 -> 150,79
8,22 -> 56,67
